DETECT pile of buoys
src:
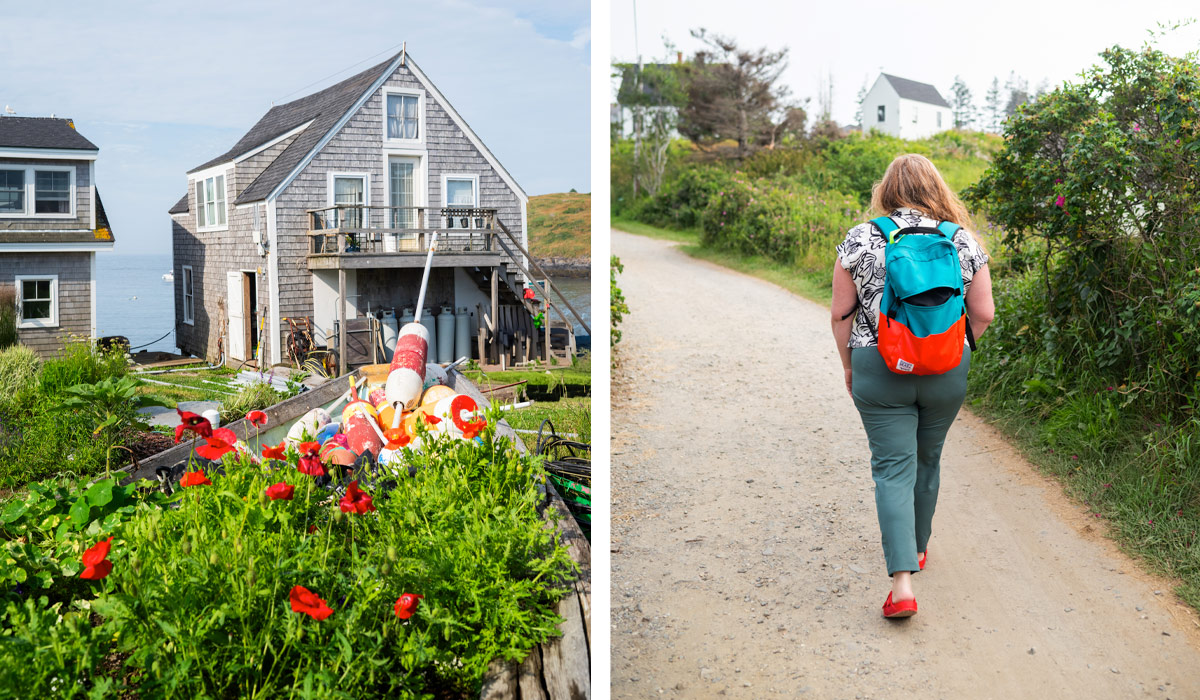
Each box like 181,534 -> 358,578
276,368 -> 487,473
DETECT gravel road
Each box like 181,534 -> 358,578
610,230 -> 1200,699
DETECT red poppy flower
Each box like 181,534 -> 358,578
261,440 -> 288,461
307,525 -> 318,534
394,593 -> 424,619
196,428 -> 238,461
297,440 -> 326,476
79,535 -> 114,580
289,585 -> 333,620
179,470 -> 212,488
246,410 -> 268,426
174,418 -> 213,443
265,482 -> 295,500
177,409 -> 207,428
383,427 -> 411,450
461,419 -> 487,440
423,414 -> 441,426
338,480 -> 376,514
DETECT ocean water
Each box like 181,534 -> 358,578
96,253 -> 179,353
96,253 -> 592,355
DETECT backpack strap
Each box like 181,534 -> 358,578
870,216 -> 901,244
936,220 -> 961,238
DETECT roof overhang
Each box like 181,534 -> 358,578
0,147 -> 97,161
0,241 -> 114,253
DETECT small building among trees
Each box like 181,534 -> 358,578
861,74 -> 952,140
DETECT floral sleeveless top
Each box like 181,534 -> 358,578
835,207 -> 989,349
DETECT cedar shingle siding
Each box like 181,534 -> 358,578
0,158 -> 92,231
0,252 -> 92,357
172,55 -> 527,364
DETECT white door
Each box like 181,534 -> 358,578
227,270 -> 245,361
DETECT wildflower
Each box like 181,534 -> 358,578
523,287 -> 536,300
174,415 -> 213,442
423,414 -> 442,426
265,482 -> 295,501
1055,195 -> 1066,208
384,427 -> 411,450
462,419 -> 487,440
394,593 -> 424,619
1071,455 -> 1078,460
261,440 -> 288,461
339,480 -> 376,514
297,442 -> 326,476
196,428 -> 238,461
180,470 -> 213,488
246,410 -> 268,427
1133,122 -> 1140,132
1103,483 -> 1112,488
80,536 -> 114,580
289,585 -> 333,620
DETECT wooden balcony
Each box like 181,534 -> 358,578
305,205 -> 503,270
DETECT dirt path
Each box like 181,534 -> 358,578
610,230 -> 1200,699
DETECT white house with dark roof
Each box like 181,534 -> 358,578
0,116 -> 114,357
169,50 -> 541,370
861,74 -> 952,140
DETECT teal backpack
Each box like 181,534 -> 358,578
868,216 -> 975,375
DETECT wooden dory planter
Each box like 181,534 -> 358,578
122,370 -> 591,699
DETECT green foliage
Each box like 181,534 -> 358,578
611,256 -> 629,352
0,345 -> 39,399
38,342 -> 128,396
634,165 -> 735,230
700,173 -> 863,271
57,375 -> 166,438
220,381 -> 288,425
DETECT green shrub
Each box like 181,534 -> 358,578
39,342 -> 127,397
0,345 -> 39,400
611,256 -> 629,352
220,380 -> 287,425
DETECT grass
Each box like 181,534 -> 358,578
132,366 -> 242,407
502,396 -> 591,453
612,217 -> 833,305
529,192 -> 591,260
461,357 -> 591,402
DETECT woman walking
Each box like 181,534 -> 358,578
830,154 -> 995,618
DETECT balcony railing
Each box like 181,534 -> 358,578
306,206 -> 498,256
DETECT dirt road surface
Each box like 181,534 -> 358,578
610,230 -> 1200,699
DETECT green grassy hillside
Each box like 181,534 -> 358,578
528,192 -> 590,260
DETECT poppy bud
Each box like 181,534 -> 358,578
333,509 -> 345,524
209,552 -> 219,566
235,537 -> 243,554
386,546 -> 398,562
181,539 -> 192,555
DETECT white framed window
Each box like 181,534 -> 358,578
326,172 -> 369,230
182,265 -> 194,325
0,165 -> 75,218
15,275 -> 58,328
441,173 -> 479,228
194,173 -> 228,230
383,88 -> 425,145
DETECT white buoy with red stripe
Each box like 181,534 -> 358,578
385,233 -> 438,417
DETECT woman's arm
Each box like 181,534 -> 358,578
831,260 -> 857,396
965,263 -> 995,339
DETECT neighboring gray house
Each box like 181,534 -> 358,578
861,73 -> 952,140
169,51 -> 537,368
0,117 -> 115,357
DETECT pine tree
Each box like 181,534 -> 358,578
855,79 -> 867,129
949,76 -> 975,129
1004,71 -> 1030,118
985,77 -> 1002,133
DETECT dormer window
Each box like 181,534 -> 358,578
195,173 -> 227,230
383,88 -> 424,144
0,165 -> 74,217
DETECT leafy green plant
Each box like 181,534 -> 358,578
611,256 -> 629,352
0,286 -> 17,350
39,341 -> 127,396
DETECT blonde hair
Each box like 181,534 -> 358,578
871,154 -> 977,241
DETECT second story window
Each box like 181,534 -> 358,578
384,89 -> 423,143
35,171 -> 70,214
0,170 -> 24,212
196,174 -> 227,229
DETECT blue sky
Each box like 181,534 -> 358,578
0,0 -> 590,255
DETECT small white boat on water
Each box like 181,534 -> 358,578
162,271 -> 174,282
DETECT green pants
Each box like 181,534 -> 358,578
850,345 -> 970,575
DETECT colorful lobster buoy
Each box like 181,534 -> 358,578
287,407 -> 331,445
344,410 -> 384,458
385,323 -> 429,413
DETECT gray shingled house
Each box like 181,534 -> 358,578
169,50 -> 541,369
1,117 -> 115,357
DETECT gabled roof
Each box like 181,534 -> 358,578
0,116 -> 98,150
168,192 -> 188,215
187,55 -> 397,206
880,74 -> 951,108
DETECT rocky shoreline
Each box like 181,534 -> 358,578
535,257 -> 590,277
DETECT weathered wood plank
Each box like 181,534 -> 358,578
538,589 -> 590,700
307,252 -> 501,271
480,659 -> 519,700
518,650 -> 549,700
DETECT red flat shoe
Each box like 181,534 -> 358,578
918,550 -> 927,571
882,592 -> 917,618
